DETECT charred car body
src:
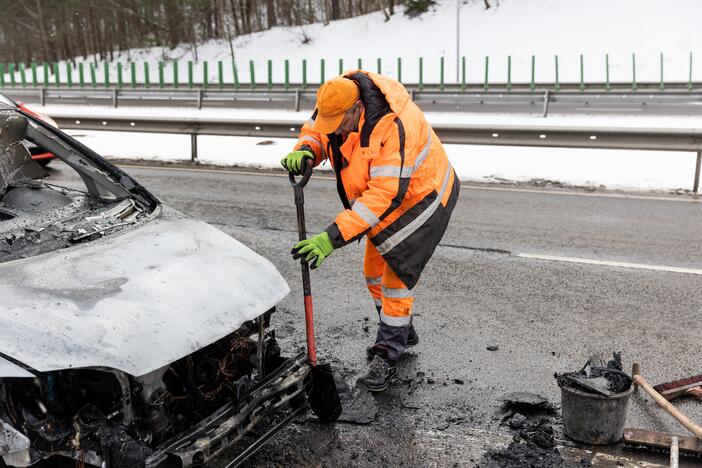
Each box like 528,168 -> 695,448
0,105 -> 311,467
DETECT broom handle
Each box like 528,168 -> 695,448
633,363 -> 702,440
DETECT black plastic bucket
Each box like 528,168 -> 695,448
559,383 -> 634,444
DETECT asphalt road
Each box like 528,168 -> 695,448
49,162 -> 702,467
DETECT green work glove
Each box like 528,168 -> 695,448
291,232 -> 334,269
280,150 -> 314,175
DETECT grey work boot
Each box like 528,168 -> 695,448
356,355 -> 397,393
366,325 -> 419,360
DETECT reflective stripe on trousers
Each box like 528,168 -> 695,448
363,242 -> 414,323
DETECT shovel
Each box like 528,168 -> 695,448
288,159 -> 342,423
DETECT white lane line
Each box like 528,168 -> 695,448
574,107 -> 643,112
517,253 -> 702,275
459,184 -> 699,203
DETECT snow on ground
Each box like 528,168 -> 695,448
4,0 -> 700,85
16,0 -> 701,193
54,103 -> 700,193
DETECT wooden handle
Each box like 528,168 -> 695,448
633,363 -> 702,440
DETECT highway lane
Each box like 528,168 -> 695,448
47,162 -> 702,466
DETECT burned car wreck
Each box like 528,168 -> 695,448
0,106 -> 311,467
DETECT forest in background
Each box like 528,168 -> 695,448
0,0 -> 414,63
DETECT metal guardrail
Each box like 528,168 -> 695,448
4,87 -> 702,116
52,114 -> 702,193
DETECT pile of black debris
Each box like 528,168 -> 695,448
555,352 -> 632,396
480,393 -> 563,467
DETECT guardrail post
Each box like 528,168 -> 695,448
53,63 -> 60,87
605,53 -> 610,91
689,52 -> 693,91
530,55 -> 535,91
19,63 -> 27,88
377,57 -> 381,74
267,59 -> 272,90
112,88 -> 118,108
249,60 -> 256,89
284,59 -> 289,90
188,61 -> 193,88
483,56 -> 489,91
191,134 -> 198,162
694,151 -> 701,193
579,54 -> 584,91
144,62 -> 150,88
294,89 -> 300,112
158,61 -> 164,88
79,62 -> 85,88
440,57 -> 445,91
131,62 -> 136,88
338,58 -> 343,75
632,53 -> 637,91
418,57 -> 423,91
90,62 -> 96,88
43,63 -> 49,87
203,61 -> 208,89
197,89 -> 203,109
218,60 -> 224,89
31,62 -> 37,87
232,61 -> 239,89
461,56 -> 466,91
9,63 -> 15,87
173,60 -> 179,88
65,63 -> 71,88
357,58 -> 362,69
320,58 -> 325,83
554,55 -> 559,91
302,59 -> 307,90
659,53 -> 664,91
397,57 -> 402,83
40,87 -> 45,106
507,55 -> 511,91
117,62 -> 123,88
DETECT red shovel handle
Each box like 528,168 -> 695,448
289,159 -> 318,366
304,295 -> 317,366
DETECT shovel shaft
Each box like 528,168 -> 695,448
304,295 -> 317,366
291,167 -> 317,366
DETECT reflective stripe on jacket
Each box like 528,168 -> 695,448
294,70 -> 459,289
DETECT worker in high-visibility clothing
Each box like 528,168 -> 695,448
282,71 -> 459,392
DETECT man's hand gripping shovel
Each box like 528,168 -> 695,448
288,159 -> 342,423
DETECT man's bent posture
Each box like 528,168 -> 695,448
282,71 -> 459,392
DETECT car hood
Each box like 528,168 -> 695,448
0,206 -> 290,377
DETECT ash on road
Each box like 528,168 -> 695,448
50,162 -> 702,467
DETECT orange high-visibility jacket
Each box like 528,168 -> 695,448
294,70 -> 459,289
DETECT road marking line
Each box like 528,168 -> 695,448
517,253 -> 702,275
459,184 -> 699,203
574,107 -> 643,112
113,163 -> 699,204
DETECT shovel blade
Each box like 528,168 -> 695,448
308,363 -> 342,423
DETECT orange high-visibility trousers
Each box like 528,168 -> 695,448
363,241 -> 414,360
